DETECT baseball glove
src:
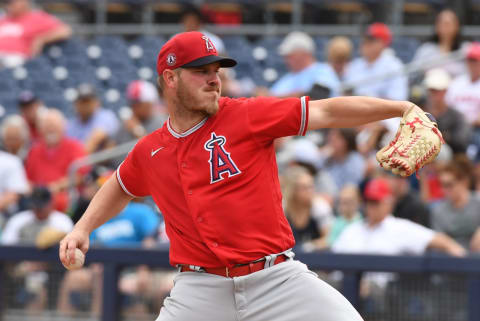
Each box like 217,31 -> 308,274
376,104 -> 444,177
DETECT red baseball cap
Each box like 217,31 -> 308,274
156,31 -> 236,76
366,23 -> 392,46
364,178 -> 392,201
466,42 -> 480,61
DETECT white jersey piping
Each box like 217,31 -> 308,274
167,117 -> 208,138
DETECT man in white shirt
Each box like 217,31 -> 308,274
445,43 -> 480,125
332,177 -> 465,321
445,43 -> 480,158
0,150 -> 29,224
332,177 -> 465,257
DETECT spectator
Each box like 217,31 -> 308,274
320,128 -> 366,193
89,201 -> 160,248
418,143 -> 454,204
218,68 -> 250,97
17,90 -> 45,142
332,177 -> 465,316
180,5 -> 225,54
1,186 -> 73,245
277,137 -> 337,199
282,166 -> 331,252
432,156 -> 480,250
389,174 -> 431,227
327,184 -> 362,246
423,68 -> 471,154
116,80 -> 166,145
0,0 -> 71,68
344,23 -> 407,139
344,23 -> 407,101
333,177 -> 466,256
0,114 -> 30,160
282,166 -> 333,251
1,186 -> 73,311
269,31 -> 340,98
57,199 -> 162,316
411,9 -> 467,79
66,83 -> 120,153
0,148 -> 28,227
445,43 -> 480,157
326,36 -> 353,82
25,108 -> 88,211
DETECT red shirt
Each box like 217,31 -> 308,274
117,96 -> 309,268
0,10 -> 63,57
25,137 -> 87,184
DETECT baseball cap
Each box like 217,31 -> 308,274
18,90 -> 38,106
424,68 -> 451,91
127,80 -> 159,103
29,186 -> 52,209
466,42 -> 480,61
156,31 -> 236,76
76,83 -> 97,100
278,31 -> 315,56
290,138 -> 321,170
365,23 -> 392,46
364,178 -> 392,201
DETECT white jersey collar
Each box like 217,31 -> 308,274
167,117 -> 208,138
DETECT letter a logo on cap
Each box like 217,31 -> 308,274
201,35 -> 215,52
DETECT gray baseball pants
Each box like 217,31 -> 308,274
156,259 -> 363,321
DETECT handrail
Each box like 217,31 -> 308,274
67,139 -> 137,202
0,247 -> 480,321
66,23 -> 480,38
342,47 -> 466,93
0,246 -> 477,274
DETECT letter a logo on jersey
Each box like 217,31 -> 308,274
204,132 -> 241,184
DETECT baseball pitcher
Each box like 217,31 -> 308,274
60,31 -> 442,321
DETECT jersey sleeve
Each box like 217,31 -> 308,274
116,145 -> 150,198
246,96 -> 309,144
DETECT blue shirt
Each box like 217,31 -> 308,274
323,152 -> 366,192
270,62 -> 340,97
90,202 -> 160,247
343,50 -> 408,101
67,108 -> 120,142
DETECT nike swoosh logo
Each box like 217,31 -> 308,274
151,147 -> 164,157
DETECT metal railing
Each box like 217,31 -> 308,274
0,246 -> 480,321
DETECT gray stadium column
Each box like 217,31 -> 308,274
102,263 -> 122,321
342,271 -> 362,309
468,276 -> 480,321
0,263 -> 3,321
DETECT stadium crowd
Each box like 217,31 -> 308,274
0,0 -> 480,318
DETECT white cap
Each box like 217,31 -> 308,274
289,138 -> 321,170
127,80 -> 159,103
424,68 -> 451,91
278,31 -> 315,56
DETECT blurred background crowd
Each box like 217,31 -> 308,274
1,0 -> 480,320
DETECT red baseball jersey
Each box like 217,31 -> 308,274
117,96 -> 309,268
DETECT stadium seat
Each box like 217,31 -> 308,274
392,37 -> 421,63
